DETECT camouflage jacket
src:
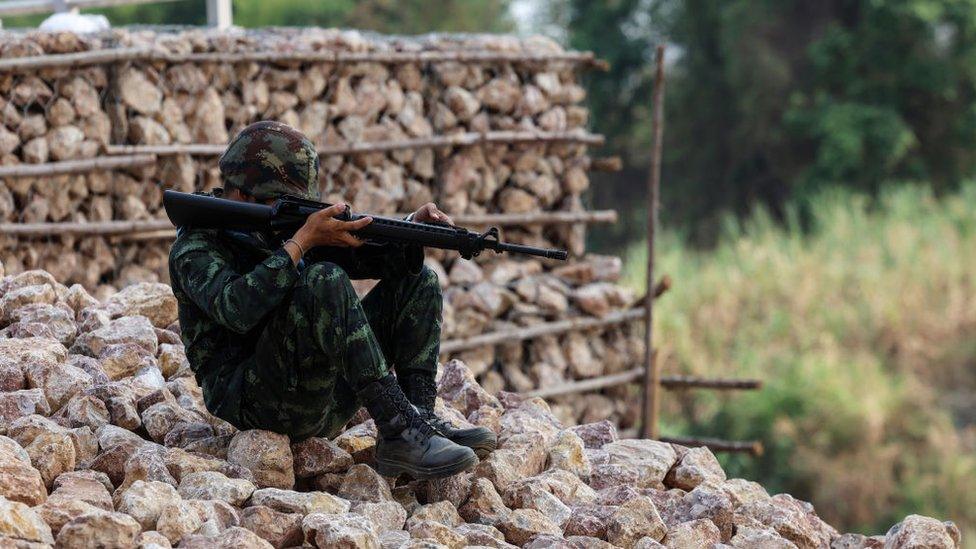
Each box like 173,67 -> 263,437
168,228 -> 422,427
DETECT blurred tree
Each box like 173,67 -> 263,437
551,0 -> 976,241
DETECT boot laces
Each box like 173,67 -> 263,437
381,381 -> 436,439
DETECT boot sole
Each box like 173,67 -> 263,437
449,433 -> 497,459
470,439 -> 497,459
375,452 -> 480,480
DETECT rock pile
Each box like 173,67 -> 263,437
0,266 -> 960,548
0,28 -> 594,286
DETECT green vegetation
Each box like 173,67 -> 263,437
554,0 -> 976,244
623,183 -> 976,537
0,0 -> 512,34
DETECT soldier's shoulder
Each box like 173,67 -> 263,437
170,228 -> 225,260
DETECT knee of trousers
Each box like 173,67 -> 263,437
300,262 -> 355,303
417,264 -> 442,297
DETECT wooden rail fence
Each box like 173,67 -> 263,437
0,47 -> 608,73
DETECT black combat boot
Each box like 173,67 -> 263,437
402,372 -> 498,458
357,374 -> 478,479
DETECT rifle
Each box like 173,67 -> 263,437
162,190 -> 568,261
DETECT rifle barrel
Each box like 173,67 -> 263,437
495,241 -> 569,260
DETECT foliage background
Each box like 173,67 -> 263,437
5,0 -> 976,539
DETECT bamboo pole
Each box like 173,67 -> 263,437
615,430 -> 763,455
0,47 -> 606,73
3,210 -> 618,239
591,156 -> 624,172
0,219 -> 172,237
103,130 -> 605,157
524,368 -> 646,399
0,155 -> 156,178
640,45 -> 667,440
657,436 -> 764,456
440,308 -> 644,354
661,376 -> 762,390
521,368 -> 762,399
634,275 -> 672,307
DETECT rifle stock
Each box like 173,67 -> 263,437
162,190 -> 569,261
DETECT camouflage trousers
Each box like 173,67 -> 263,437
238,262 -> 442,440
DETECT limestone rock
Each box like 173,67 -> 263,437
79,315 -> 158,357
36,497 -> 103,538
547,430 -> 591,480
178,525 -> 274,549
338,463 -> 393,502
135,530 -> 173,547
351,501 -> 407,534
291,436 -> 353,478
495,508 -> 561,546
24,430 -> 76,489
250,487 -> 350,515
47,125 -> 85,161
52,394 -> 110,431
102,282 -> 178,328
156,500 -> 205,545
730,526 -> 798,548
665,446 -> 726,491
603,439 -> 677,490
302,512 -> 379,549
0,495 -> 54,545
505,469 -> 597,508
402,502 -> 458,532
0,436 -> 30,465
334,419 -> 377,464
421,469 -> 474,508
240,505 -> 304,549
55,510 -> 142,548
568,421 -> 618,449
722,478 -> 770,508
454,522 -> 515,548
157,344 -> 188,380
563,504 -> 616,539
50,470 -> 113,510
118,479 -> 182,531
504,482 -> 570,527
675,483 -> 734,542
119,68 -> 163,115
227,430 -> 295,490
0,389 -> 51,430
438,359 -> 502,417
884,514 -> 960,549
607,497 -> 668,547
663,518 -> 721,548
459,477 -> 510,526
177,470 -> 256,506
737,494 -> 838,549
0,457 -> 47,506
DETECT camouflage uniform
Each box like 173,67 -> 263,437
169,121 -> 441,440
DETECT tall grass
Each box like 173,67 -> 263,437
622,183 -> 976,538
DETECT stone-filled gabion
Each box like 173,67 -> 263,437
0,28 -> 594,286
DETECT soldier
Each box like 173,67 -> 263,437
168,121 -> 495,479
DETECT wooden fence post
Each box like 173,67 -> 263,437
640,44 -> 667,439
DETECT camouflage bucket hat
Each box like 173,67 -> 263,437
219,120 -> 321,201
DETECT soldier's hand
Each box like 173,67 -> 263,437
412,202 -> 454,226
293,203 -> 372,251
